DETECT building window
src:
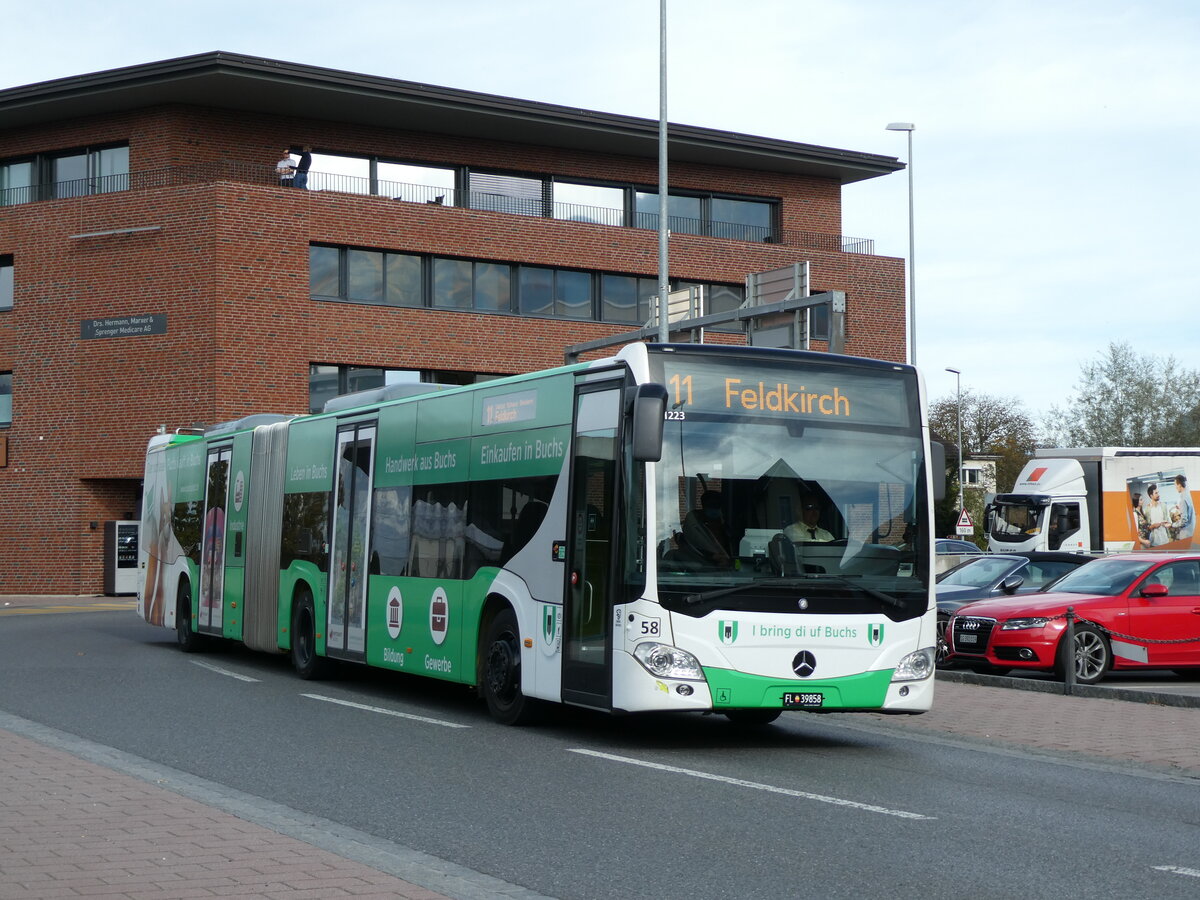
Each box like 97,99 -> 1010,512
0,372 -> 11,427
306,153 -> 370,195
311,245 -> 424,308
517,266 -> 553,316
347,249 -> 384,303
299,151 -> 775,243
711,197 -> 773,241
636,190 -> 775,241
600,274 -> 657,324
964,468 -> 982,486
0,256 -> 12,311
309,245 -> 340,296
473,263 -> 511,313
0,160 -> 34,206
552,181 -> 624,227
468,171 -> 547,217
636,191 -> 703,236
309,365 -> 417,413
310,243 -> 743,325
432,258 -> 473,310
809,302 -> 830,341
0,144 -> 128,204
516,265 -> 592,318
555,269 -> 592,319
377,161 -> 456,205
52,145 -> 129,198
385,254 -> 423,307
309,364 -> 503,413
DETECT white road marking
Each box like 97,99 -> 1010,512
189,660 -> 261,682
1154,865 -> 1200,879
570,748 -> 934,820
301,693 -> 471,728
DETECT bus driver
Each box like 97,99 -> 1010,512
784,495 -> 834,543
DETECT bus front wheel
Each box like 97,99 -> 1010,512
481,607 -> 539,725
724,708 -> 782,726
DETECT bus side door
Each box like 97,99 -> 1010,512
197,443 -> 232,635
327,422 -> 375,662
562,380 -> 623,709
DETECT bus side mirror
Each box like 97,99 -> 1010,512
930,441 -> 947,501
630,383 -> 667,462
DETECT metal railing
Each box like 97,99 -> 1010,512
0,160 -> 876,254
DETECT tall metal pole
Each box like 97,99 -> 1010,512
657,0 -> 670,343
886,123 -> 915,365
905,128 -> 915,365
946,367 -> 964,516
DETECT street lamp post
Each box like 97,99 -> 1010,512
657,0 -> 670,343
945,367 -> 964,518
886,122 -> 915,365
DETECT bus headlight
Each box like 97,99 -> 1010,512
633,642 -> 705,680
892,647 -> 935,682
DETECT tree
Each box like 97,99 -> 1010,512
928,389 -> 1037,540
1044,342 -> 1200,447
929,389 -> 1037,490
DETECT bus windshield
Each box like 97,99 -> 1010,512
647,351 -> 929,620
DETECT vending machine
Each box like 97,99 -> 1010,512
103,520 -> 140,595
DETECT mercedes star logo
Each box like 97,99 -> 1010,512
792,650 -> 817,677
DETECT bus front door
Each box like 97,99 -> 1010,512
563,383 -> 622,710
327,423 -> 375,662
197,445 -> 232,636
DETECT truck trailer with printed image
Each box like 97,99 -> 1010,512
986,448 -> 1200,555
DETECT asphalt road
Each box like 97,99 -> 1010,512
2,604 -> 1200,899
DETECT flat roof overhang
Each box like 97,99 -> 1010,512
0,52 -> 902,185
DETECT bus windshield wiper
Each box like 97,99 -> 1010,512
683,578 -> 784,606
683,574 -> 905,609
814,574 -> 906,609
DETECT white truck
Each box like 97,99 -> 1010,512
985,448 -> 1200,554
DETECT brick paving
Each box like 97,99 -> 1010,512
0,728 -> 452,900
871,678 -> 1200,775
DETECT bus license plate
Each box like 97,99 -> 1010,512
783,692 -> 823,709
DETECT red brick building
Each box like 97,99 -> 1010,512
0,52 -> 905,594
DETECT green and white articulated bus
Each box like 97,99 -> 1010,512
138,343 -> 942,724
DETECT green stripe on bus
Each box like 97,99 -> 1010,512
703,667 -> 893,709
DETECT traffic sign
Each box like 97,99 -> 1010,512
955,509 -> 974,535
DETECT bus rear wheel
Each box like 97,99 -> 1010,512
481,608 -> 539,725
176,582 -> 204,653
291,588 -> 332,680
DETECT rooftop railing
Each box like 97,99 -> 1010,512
0,161 -> 876,254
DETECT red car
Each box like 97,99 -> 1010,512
947,553 -> 1200,685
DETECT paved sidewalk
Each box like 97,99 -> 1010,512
0,726 -> 455,900
871,677 -> 1200,775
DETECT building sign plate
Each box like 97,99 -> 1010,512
81,314 -> 167,340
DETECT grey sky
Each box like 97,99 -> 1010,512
5,0 -> 1198,423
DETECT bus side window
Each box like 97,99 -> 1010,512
408,484 -> 469,579
370,485 -> 412,576
478,475 -> 555,567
